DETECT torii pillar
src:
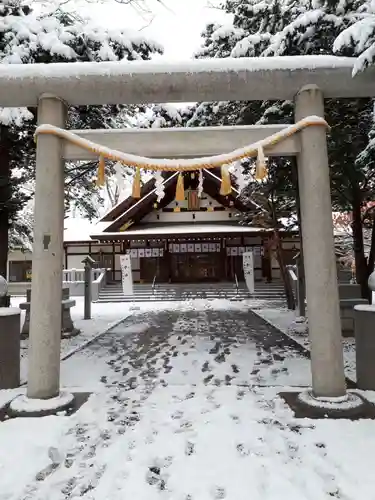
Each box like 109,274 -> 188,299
295,85 -> 346,398
27,95 -> 66,400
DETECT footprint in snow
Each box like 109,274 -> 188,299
236,443 -> 250,456
185,441 -> 195,455
212,486 -> 226,499
146,467 -> 166,491
202,361 -> 211,372
171,410 -> 184,420
203,374 -> 214,384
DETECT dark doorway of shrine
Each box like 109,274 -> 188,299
170,253 -> 222,283
140,257 -> 168,283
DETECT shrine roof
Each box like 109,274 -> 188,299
90,223 -> 270,241
99,168 -> 252,233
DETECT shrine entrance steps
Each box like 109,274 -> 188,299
97,281 -> 286,305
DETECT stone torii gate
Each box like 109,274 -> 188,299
1,56 -> 374,412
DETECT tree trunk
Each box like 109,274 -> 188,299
352,197 -> 370,300
292,160 -> 306,316
367,218 -> 375,277
0,126 -> 10,279
274,231 -> 295,309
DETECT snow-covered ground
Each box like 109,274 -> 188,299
10,296 -> 131,384
1,299 -> 373,500
253,308 -> 357,382
10,296 -> 257,384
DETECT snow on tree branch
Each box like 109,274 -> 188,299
0,2 -> 162,126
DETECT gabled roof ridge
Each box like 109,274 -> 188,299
108,172 -> 179,227
103,169 -> 246,233
99,172 -> 172,223
203,168 -> 240,195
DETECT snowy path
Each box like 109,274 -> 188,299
2,308 -> 375,500
253,308 -> 357,382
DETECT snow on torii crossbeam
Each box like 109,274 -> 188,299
36,117 -> 328,198
62,124 -> 301,161
0,55 -> 375,106
3,55 -> 370,415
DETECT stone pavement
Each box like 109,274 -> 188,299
83,308 -> 312,390
12,307 -> 375,500
18,308 -> 317,499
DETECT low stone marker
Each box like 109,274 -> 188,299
354,304 -> 375,390
0,307 -> 21,389
20,287 -> 80,338
354,271 -> 375,389
0,275 -> 10,307
338,283 -> 367,337
338,283 -> 361,300
340,298 -> 368,337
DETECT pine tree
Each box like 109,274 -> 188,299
332,0 -> 375,75
131,103 -> 195,128
193,0 -> 375,297
260,0 -> 375,297
239,156 -> 298,306
0,0 -> 162,278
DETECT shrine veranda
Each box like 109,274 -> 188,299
2,55 -> 375,405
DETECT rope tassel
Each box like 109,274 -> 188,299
96,155 -> 105,187
132,166 -> 141,198
175,172 -> 185,202
255,145 -> 267,180
220,164 -> 232,196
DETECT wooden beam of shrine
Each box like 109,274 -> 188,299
62,124 -> 300,161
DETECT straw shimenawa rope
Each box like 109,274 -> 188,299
35,115 -> 329,198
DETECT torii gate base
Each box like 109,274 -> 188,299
11,85 -> 367,416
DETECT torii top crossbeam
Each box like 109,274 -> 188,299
0,55 -> 375,107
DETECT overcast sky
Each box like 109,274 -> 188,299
75,0 -> 232,59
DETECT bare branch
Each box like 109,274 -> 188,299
139,14 -> 156,31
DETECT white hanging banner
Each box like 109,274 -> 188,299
120,254 -> 133,296
243,251 -> 255,294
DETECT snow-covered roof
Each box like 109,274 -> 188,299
64,218 -> 110,242
91,224 -> 267,240
101,172 -> 179,224
1,56 -> 375,107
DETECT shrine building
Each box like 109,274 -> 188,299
63,169 -> 299,284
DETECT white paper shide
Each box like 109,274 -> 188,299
120,254 -> 133,296
243,251 -> 255,294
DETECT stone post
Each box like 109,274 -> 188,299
294,255 -> 306,317
82,256 -> 95,320
295,85 -> 346,398
84,264 -> 92,320
0,308 -> 21,389
354,304 -> 375,390
27,95 -> 66,400
0,275 -> 10,307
